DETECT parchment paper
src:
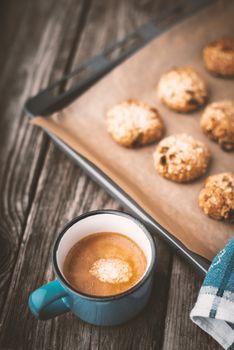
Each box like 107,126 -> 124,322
32,0 -> 234,261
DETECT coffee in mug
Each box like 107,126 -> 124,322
63,232 -> 147,296
29,210 -> 156,326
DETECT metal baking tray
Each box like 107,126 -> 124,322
25,0 -> 214,275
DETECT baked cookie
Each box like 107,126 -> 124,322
203,36 -> 234,77
199,173 -> 234,222
158,67 -> 208,112
153,134 -> 210,182
106,100 -> 164,147
201,100 -> 234,151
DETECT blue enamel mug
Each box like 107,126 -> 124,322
29,210 -> 156,326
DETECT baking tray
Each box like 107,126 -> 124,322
25,0 -> 214,275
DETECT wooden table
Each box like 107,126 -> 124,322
0,0 -> 223,349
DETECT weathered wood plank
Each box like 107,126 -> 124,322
0,0 -> 88,314
162,255 -> 222,350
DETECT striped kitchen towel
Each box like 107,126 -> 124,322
190,238 -> 234,349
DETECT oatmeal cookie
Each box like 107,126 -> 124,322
106,99 -> 164,147
201,100 -> 234,151
199,173 -> 234,221
203,36 -> 234,77
158,67 -> 208,112
153,134 -> 210,182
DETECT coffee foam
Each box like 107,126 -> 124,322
89,258 -> 133,284
63,232 -> 147,296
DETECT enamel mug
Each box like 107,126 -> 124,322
29,210 -> 156,326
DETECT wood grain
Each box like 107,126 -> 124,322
0,0 -> 222,349
162,255 -> 223,350
0,0 -> 87,316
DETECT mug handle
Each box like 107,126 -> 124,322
29,280 -> 70,320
